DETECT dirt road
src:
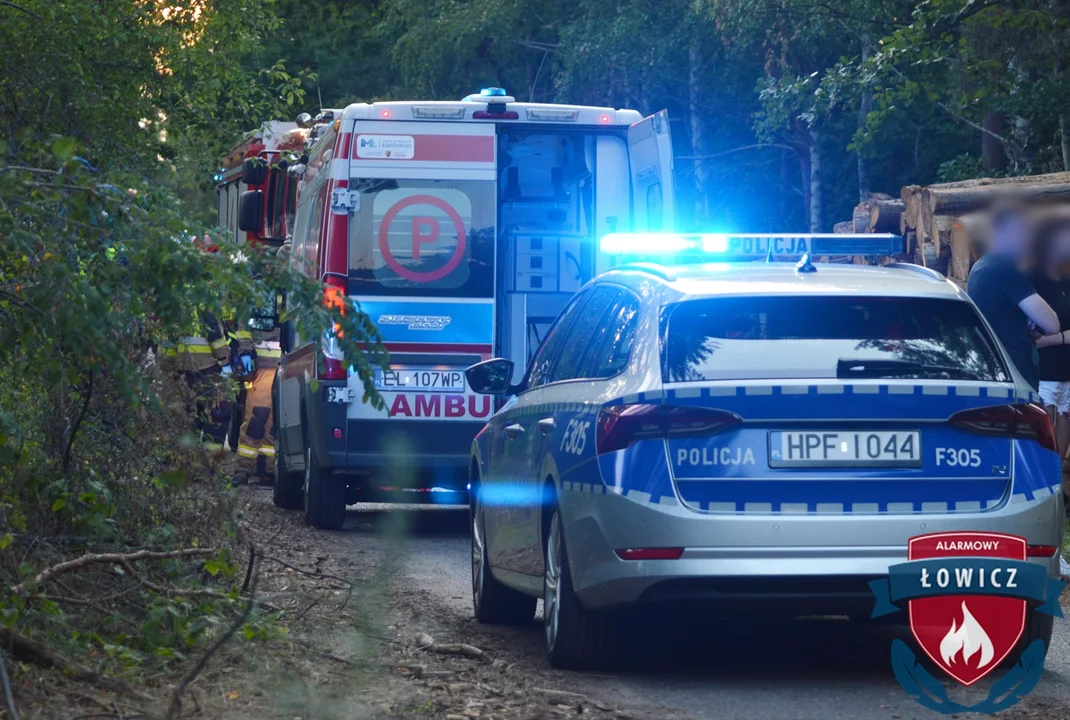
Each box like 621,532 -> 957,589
248,490 -> 1070,720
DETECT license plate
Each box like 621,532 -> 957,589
768,430 -> 921,468
325,386 -> 356,404
374,367 -> 466,393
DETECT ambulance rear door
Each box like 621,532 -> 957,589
627,109 -> 676,232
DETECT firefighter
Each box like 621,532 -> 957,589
159,310 -> 233,450
231,287 -> 283,486
158,236 -> 234,450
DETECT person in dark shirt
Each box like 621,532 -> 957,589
1030,211 -> 1070,514
967,203 -> 1060,389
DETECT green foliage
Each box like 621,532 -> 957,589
0,0 -> 387,684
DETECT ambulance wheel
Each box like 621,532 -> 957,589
543,505 -> 618,670
272,435 -> 303,510
1004,611 -> 1054,667
303,446 -> 345,531
471,478 -> 536,625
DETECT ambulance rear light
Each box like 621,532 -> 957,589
949,403 -> 1057,452
321,275 -> 347,380
525,108 -> 579,122
596,404 -> 741,455
412,106 -> 467,120
473,110 -> 520,120
598,233 -> 904,260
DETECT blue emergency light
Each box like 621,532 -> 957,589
480,87 -> 508,97
599,232 -> 904,260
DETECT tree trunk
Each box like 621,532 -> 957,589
982,112 -> 1006,172
688,43 -> 711,227
856,40 -> 873,202
808,127 -> 823,233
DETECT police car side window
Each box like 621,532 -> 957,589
549,287 -> 623,384
585,291 -> 640,379
525,290 -> 591,391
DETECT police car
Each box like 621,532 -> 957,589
464,233 -> 1066,670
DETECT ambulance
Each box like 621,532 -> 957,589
269,88 -> 676,529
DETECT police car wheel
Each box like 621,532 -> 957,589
272,435 -> 303,510
470,483 -> 536,625
544,508 -> 618,670
1002,611 -> 1054,667
303,446 -> 345,531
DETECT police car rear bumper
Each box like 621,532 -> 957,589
559,485 -> 1064,611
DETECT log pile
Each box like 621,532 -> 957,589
898,172 -> 1070,284
833,173 -> 1070,285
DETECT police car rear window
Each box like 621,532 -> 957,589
662,296 -> 1009,383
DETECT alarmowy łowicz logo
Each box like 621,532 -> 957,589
869,532 -> 1066,714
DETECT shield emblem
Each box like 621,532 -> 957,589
907,531 -> 1028,686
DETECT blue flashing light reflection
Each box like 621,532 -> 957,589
479,482 -> 540,507
600,232 -> 692,255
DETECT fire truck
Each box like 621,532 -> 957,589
216,120 -> 309,246
216,120 -> 312,454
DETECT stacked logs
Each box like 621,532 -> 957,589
833,173 -> 1070,284
898,172 -> 1070,284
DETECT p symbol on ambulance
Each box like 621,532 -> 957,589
378,194 -> 467,282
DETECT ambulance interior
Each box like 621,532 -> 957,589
497,129 -> 631,382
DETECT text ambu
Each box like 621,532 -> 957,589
388,393 -> 491,418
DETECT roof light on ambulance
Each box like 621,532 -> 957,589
380,109 -> 391,119
412,105 -> 467,119
526,108 -> 579,122
600,114 -> 611,123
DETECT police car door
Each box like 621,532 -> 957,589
487,288 -> 590,576
627,110 -> 675,232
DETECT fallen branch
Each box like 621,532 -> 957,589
11,548 -> 215,595
533,687 -> 612,712
166,546 -> 258,720
259,555 -> 352,589
28,593 -> 112,616
424,643 -> 483,659
0,628 -> 150,702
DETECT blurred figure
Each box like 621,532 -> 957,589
1031,209 -> 1070,516
967,201 -> 1060,389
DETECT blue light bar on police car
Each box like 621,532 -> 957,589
599,233 -> 904,259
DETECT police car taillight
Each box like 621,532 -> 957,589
596,404 -> 742,455
948,403 -> 1057,452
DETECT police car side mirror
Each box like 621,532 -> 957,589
466,358 -> 515,396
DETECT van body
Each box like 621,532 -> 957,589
273,89 -> 676,527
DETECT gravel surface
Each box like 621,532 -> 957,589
326,500 -> 1070,720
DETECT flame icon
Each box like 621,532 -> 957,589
939,601 -> 994,669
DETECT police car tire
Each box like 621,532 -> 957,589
303,447 -> 345,531
272,436 -> 303,510
1003,611 -> 1054,667
471,494 -> 537,625
544,508 -> 618,670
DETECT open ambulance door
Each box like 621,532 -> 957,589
627,110 -> 676,232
